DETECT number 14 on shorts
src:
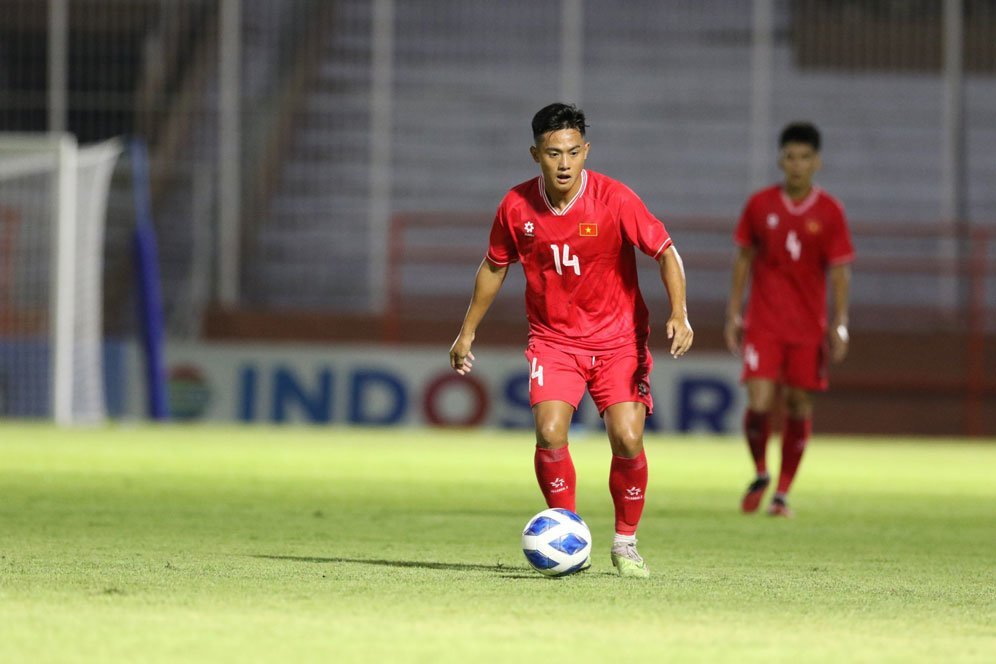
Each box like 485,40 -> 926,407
531,357 -> 545,387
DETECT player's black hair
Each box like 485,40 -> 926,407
532,103 -> 588,142
779,122 -> 821,151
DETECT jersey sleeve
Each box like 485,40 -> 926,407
484,200 -> 519,267
826,199 -> 855,266
617,185 -> 673,259
733,197 -> 756,248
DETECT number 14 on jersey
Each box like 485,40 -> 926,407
550,243 -> 581,275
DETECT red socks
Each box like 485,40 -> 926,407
535,446 -> 650,536
609,450 -> 648,536
744,409 -> 771,475
745,411 -> 810,494
777,417 -> 811,494
534,445 -> 576,511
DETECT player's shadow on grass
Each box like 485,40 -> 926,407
254,554 -> 509,574
253,554 -> 611,579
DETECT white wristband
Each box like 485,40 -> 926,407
835,324 -> 849,343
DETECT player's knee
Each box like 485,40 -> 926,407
748,397 -> 773,413
535,421 -> 569,449
784,389 -> 812,418
746,381 -> 775,412
608,429 -> 643,457
786,404 -> 812,419
747,394 -> 774,413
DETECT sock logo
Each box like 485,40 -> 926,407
625,486 -> 644,500
549,477 -> 567,492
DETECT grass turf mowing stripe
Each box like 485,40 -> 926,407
0,425 -> 993,662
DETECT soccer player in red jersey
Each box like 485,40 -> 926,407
725,122 -> 854,518
449,103 -> 694,578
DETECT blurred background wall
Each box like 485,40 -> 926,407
0,0 -> 993,434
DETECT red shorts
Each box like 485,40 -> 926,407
741,330 -> 828,391
524,341 -> 654,415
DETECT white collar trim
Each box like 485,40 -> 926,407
780,185 -> 821,215
539,170 -> 588,216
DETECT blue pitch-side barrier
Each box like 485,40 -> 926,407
0,340 -> 128,418
120,343 -> 744,431
0,340 -> 49,417
129,137 -> 168,420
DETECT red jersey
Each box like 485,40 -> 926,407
735,184 -> 854,345
486,170 -> 673,354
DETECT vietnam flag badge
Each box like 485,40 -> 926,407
579,222 -> 598,237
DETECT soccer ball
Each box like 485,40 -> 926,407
521,508 -> 592,577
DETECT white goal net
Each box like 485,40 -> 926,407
0,134 -> 122,425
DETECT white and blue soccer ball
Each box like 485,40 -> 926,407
521,508 -> 592,577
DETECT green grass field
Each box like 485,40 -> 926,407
0,424 -> 993,663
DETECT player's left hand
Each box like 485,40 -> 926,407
666,315 -> 694,358
830,324 -> 849,363
724,314 -> 743,356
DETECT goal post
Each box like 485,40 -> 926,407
0,133 -> 123,425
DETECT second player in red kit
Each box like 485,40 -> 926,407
450,103 -> 694,578
726,122 -> 854,517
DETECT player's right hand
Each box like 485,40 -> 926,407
724,314 -> 743,356
449,334 -> 475,375
667,314 -> 694,358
